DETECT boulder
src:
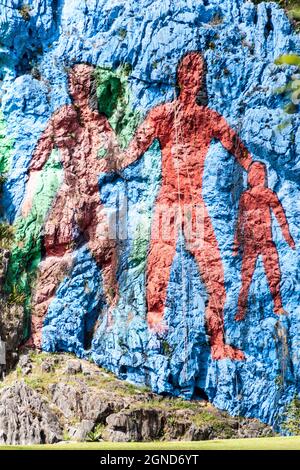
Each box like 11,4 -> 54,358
49,382 -> 125,423
64,360 -> 82,375
105,408 -> 165,442
18,354 -> 32,376
68,419 -> 95,442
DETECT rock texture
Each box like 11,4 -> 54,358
0,0 -> 299,429
0,353 -> 273,444
0,381 -> 62,445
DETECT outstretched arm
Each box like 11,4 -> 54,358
270,192 -> 295,249
116,108 -> 158,171
213,112 -> 252,171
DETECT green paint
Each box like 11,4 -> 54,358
0,113 -> 14,247
95,64 -> 141,149
95,64 -> 156,269
0,111 -> 14,175
4,150 -> 62,338
97,148 -> 107,159
3,65 -> 147,340
129,217 -> 151,271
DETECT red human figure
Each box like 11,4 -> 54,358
22,64 -> 119,349
233,161 -> 295,321
116,52 -> 253,360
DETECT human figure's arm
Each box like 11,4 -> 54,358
233,194 -> 246,256
212,112 -> 252,171
115,108 -> 159,171
28,118 -> 55,171
270,192 -> 295,249
21,118 -> 55,217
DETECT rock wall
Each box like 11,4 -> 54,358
0,0 -> 299,428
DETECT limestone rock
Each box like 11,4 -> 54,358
49,382 -> 125,422
68,420 -> 95,442
0,381 -> 63,445
18,354 -> 32,376
0,0 -> 299,429
105,408 -> 165,442
0,249 -> 9,286
64,360 -> 82,375
0,303 -> 24,370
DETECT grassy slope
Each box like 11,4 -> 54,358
0,437 -> 300,450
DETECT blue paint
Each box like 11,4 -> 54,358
1,0 -> 300,429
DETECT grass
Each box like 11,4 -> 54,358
1,436 -> 300,450
0,352 -> 152,399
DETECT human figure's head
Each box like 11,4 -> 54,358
177,52 -> 206,102
68,63 -> 96,107
248,161 -> 267,188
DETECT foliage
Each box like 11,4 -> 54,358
282,397 -> 300,435
275,53 -> 300,114
0,222 -> 14,249
86,424 -> 105,442
7,285 -> 27,305
2,437 -> 300,450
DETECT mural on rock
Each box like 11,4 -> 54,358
234,161 -> 295,321
22,63 -> 120,349
0,0 -> 299,428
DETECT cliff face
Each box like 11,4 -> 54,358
0,0 -> 299,428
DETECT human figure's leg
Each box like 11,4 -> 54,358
83,196 -> 119,308
187,203 -> 244,360
236,246 -> 258,321
146,194 -> 179,332
261,242 -> 284,314
29,189 -> 75,348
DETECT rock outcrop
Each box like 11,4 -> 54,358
0,381 -> 62,445
0,353 -> 274,444
0,0 -> 299,429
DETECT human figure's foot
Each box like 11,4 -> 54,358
211,343 -> 245,361
274,307 -> 288,316
147,311 -> 168,334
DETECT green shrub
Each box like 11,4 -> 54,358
86,424 -> 105,442
282,397 -> 300,435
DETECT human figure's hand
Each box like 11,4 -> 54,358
147,311 -> 168,335
21,170 -> 39,217
288,236 -> 296,250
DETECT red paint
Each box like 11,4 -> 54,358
234,161 -> 295,320
117,52 -> 252,360
26,64 -> 119,349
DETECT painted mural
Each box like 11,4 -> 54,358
0,0 -> 299,428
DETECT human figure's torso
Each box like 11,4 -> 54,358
152,102 -> 221,201
51,105 -> 115,195
240,187 -> 275,247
